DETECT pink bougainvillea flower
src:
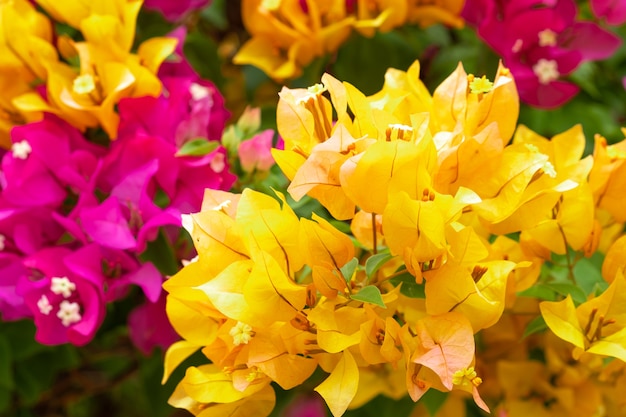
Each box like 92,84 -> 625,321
0,252 -> 30,320
463,0 -> 622,108
1,116 -> 104,208
143,0 -> 211,22
20,247 -> 105,346
238,129 -> 276,172
128,292 -> 180,355
118,76 -> 229,148
81,161 -> 181,252
591,0 -> 626,25
63,243 -> 163,303
283,392 -> 328,417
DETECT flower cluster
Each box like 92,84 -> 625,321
0,1 -> 237,352
164,59 -> 626,416
0,0 -> 177,146
463,0 -> 623,108
233,0 -> 465,80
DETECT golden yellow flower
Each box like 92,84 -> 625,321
234,0 -> 355,80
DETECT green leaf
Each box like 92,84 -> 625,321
523,315 -> 548,339
329,219 -> 352,234
351,286 -> 386,308
422,388 -> 448,416
574,253 -> 607,295
0,387 -> 10,414
0,336 -> 13,390
517,284 -> 557,301
1,321 -> 46,361
340,258 -> 359,283
542,282 -> 587,305
184,31 -> 226,89
140,230 -> 181,276
175,138 -> 220,157
364,252 -> 393,279
389,271 -> 425,298
200,0 -> 228,30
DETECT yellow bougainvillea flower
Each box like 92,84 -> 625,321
288,124 -> 374,220
350,210 -> 384,251
234,0 -> 355,80
353,0 -> 408,36
9,0 -> 176,138
0,0 -> 57,145
496,360 -> 600,417
540,272 -> 626,362
588,132 -> 626,223
425,260 -> 517,332
341,136 -> 424,215
300,213 -> 355,299
467,139 -> 579,227
432,61 -> 519,144
314,350 -> 359,417
412,312 -> 476,391
272,82 -> 336,182
492,125 -> 595,254
406,0 -> 465,29
365,61 -> 433,123
15,37 -> 176,137
34,0 -> 141,53
602,234 -> 626,283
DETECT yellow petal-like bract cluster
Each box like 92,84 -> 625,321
165,60 -> 626,417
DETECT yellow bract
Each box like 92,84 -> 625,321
540,272 -> 626,362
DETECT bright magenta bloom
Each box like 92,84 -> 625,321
463,0 -> 621,108
591,0 -> 626,25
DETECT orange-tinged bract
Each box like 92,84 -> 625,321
165,60 -> 626,417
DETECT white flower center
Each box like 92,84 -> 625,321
37,295 -> 53,315
50,276 -> 76,298
533,59 -> 559,84
73,74 -> 96,95
261,0 -> 281,11
11,140 -> 32,160
189,83 -> 210,100
57,300 -> 82,327
538,29 -> 558,47
229,321 -> 254,346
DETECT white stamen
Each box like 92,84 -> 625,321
229,321 -> 254,346
533,59 -> 559,84
37,295 -> 53,315
189,83 -> 210,100
50,276 -> 76,298
11,140 -> 32,160
538,29 -> 558,47
212,200 -> 231,211
57,300 -> 82,327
